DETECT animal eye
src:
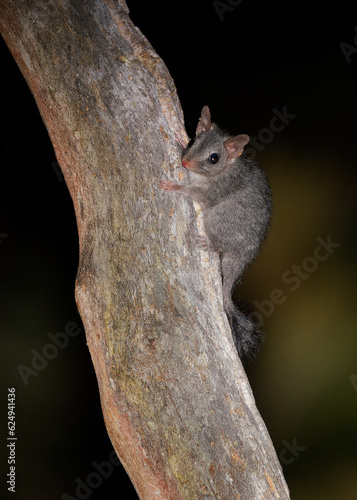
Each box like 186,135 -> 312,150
208,153 -> 219,165
187,138 -> 195,148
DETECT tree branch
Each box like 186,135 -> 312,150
0,0 -> 290,498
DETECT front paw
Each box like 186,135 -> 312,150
195,235 -> 213,251
159,180 -> 178,191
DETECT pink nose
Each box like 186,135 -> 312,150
182,160 -> 189,168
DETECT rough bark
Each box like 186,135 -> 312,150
0,1 -> 290,498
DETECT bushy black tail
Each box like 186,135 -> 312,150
226,306 -> 263,364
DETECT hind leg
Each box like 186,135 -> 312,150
220,253 -> 246,315
195,235 -> 216,251
220,252 -> 262,362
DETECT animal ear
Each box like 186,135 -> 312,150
224,134 -> 250,159
196,106 -> 212,136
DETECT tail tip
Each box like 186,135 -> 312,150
228,309 -> 263,364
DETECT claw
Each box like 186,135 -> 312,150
195,235 -> 212,251
175,132 -> 188,151
159,180 -> 177,191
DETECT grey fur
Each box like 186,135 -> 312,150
160,106 -> 272,363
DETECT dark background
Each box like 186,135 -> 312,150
1,1 -> 357,498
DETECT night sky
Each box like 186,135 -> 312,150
1,1 -> 357,499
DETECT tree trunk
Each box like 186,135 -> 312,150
0,1 -> 290,498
